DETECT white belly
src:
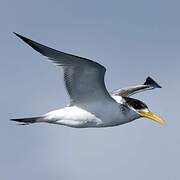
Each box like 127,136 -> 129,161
44,106 -> 103,128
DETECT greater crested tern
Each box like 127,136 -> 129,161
11,33 -> 165,127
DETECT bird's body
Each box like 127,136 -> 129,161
11,33 -> 165,127
40,101 -> 138,128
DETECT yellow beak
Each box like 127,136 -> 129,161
138,111 -> 165,125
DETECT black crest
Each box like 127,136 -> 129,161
123,97 -> 148,110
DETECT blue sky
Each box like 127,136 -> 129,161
1,0 -> 180,179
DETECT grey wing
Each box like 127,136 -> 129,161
111,77 -> 162,97
14,33 -> 112,104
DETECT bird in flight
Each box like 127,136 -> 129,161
11,33 -> 165,128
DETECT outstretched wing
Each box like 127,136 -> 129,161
14,33 -> 113,105
111,77 -> 161,97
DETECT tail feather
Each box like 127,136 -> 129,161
10,116 -> 41,125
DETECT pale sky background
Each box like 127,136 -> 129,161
1,0 -> 180,180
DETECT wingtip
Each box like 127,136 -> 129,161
13,32 -> 22,38
144,76 -> 162,88
13,32 -> 29,41
13,32 -> 46,55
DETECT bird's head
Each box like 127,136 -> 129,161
123,97 -> 165,125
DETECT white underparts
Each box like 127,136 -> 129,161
44,106 -> 103,128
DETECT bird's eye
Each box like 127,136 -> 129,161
134,103 -> 140,109
133,102 -> 147,110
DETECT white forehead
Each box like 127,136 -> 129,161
111,95 -> 124,104
139,108 -> 149,112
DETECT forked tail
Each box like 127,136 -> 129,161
10,116 -> 41,125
